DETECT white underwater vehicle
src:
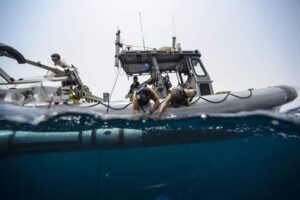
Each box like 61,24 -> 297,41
0,31 -> 297,118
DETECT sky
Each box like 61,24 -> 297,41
0,0 -> 299,110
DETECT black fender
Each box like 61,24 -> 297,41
0,43 -> 26,64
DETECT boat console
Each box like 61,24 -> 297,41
115,30 -> 214,98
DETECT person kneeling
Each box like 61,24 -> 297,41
158,86 -> 197,117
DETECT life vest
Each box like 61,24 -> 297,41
69,91 -> 80,105
170,87 -> 189,107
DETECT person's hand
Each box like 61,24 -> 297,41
143,110 -> 153,117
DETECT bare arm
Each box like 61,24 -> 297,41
149,89 -> 160,113
157,94 -> 172,117
132,92 -> 140,114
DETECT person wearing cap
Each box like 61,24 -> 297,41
132,87 -> 160,115
157,86 -> 197,117
44,53 -> 70,78
126,75 -> 140,100
51,53 -> 70,70
49,53 -> 78,87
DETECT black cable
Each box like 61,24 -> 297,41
86,101 -> 132,110
107,68 -> 121,113
85,89 -> 252,111
191,92 -> 230,105
191,89 -> 253,105
106,102 -> 132,110
230,89 -> 253,99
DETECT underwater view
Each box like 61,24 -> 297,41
0,104 -> 299,200
1,0 -> 300,199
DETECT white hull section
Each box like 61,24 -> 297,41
70,86 -> 297,117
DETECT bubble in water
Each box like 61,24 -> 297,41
271,120 -> 279,125
142,119 -> 146,123
33,114 -> 46,124
201,114 -> 207,119
278,132 -> 288,139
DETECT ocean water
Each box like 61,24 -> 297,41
0,104 -> 300,200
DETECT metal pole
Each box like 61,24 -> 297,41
139,12 -> 146,50
114,30 -> 121,67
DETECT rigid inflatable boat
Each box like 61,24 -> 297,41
0,30 -> 297,118
0,30 -> 299,155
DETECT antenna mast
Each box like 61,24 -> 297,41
139,12 -> 146,50
114,30 -> 122,67
172,14 -> 177,37
172,14 -> 177,51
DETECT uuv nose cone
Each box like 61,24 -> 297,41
277,85 -> 298,103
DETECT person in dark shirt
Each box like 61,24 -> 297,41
126,76 -> 140,100
132,87 -> 160,115
157,86 -> 197,117
162,75 -> 172,93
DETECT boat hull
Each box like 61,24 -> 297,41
76,85 -> 297,117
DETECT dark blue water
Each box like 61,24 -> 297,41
0,104 -> 300,200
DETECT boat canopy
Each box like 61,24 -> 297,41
119,50 -> 201,76
0,43 -> 26,64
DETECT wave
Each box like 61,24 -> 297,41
0,103 -> 299,132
